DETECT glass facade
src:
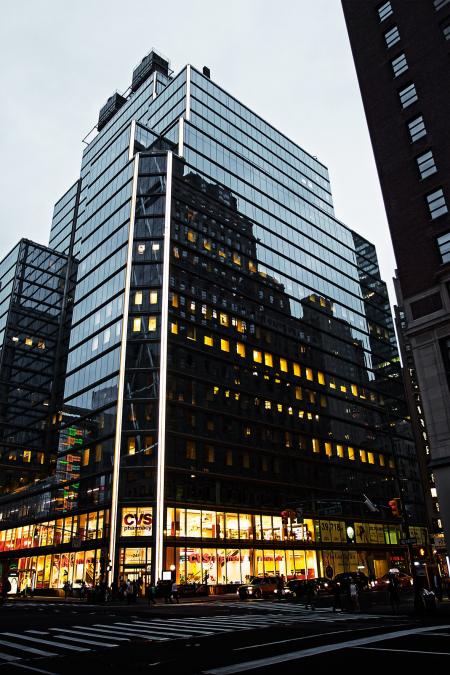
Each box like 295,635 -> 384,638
0,53 -> 427,593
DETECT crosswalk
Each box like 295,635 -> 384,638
0,608 -> 388,665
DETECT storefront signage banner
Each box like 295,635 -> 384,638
121,508 -> 153,537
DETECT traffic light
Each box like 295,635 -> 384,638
388,498 -> 401,517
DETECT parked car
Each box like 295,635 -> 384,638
333,571 -> 369,590
237,576 -> 278,599
375,572 -> 413,588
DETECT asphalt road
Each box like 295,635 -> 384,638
0,598 -> 448,673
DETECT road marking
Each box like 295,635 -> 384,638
112,623 -> 193,639
202,625 -> 450,674
53,628 -> 130,641
0,639 -> 55,657
132,621 -> 213,635
234,626 -> 388,651
93,624 -> 168,640
24,631 -> 48,635
354,646 -> 450,655
48,632 -> 116,648
0,651 -> 21,662
2,633 -> 88,653
2,663 -> 59,674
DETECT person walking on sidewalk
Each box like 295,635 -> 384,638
332,580 -> 342,612
171,581 -> 180,604
349,581 -> 360,612
304,580 -> 317,610
147,582 -> 157,606
388,573 -> 400,613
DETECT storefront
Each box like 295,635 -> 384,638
13,549 -> 101,592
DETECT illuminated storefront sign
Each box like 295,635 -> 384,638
121,507 -> 153,537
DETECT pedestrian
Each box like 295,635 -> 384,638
126,579 -> 133,604
80,580 -> 87,600
304,580 -> 316,610
349,581 -> 360,612
276,575 -> 285,600
332,581 -> 342,613
171,580 -> 180,604
163,580 -> 172,604
147,582 -> 157,606
388,573 -> 400,613
433,573 -> 443,602
63,580 -> 71,600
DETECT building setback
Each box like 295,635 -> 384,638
0,52 -> 427,593
342,0 -> 450,568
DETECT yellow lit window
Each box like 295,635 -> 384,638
248,260 -> 256,272
277,403 -> 283,412
171,322 -> 178,334
221,339 -> 230,352
213,386 -> 219,395
95,445 -> 103,462
359,449 -> 367,463
204,335 -> 214,347
173,246 -> 180,258
340,385 -> 347,393
128,438 -> 136,455
368,452 -> 375,464
233,252 -> 241,266
226,450 -> 233,466
236,320 -> 246,333
186,440 -> 196,459
38,452 -> 44,464
325,442 -> 332,457
293,363 -> 301,377
348,446 -> 355,461
134,291 -> 143,305
148,316 -> 157,332
318,371 -> 325,385
218,248 -> 226,258
379,454 -> 385,467
203,239 -> 212,251
280,358 -> 288,372
388,458 -> 395,469
319,296 -> 327,307
37,340 -> 46,349
132,318 -> 141,332
189,300 -> 196,313
337,444 -> 344,458
220,313 -> 229,327
23,450 -> 31,463
253,350 -> 262,363
25,337 -> 33,346
150,291 -> 158,305
351,384 -> 358,396
82,448 -> 90,466
187,326 -> 196,341
265,400 -> 271,409
187,230 -> 196,243
171,293 -> 179,308
312,438 -> 320,454
329,381 -> 336,389
264,352 -> 273,367
236,342 -> 246,358
206,445 -> 215,463
306,367 -> 313,381
295,386 -> 303,400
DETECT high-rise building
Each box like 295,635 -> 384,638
342,0 -> 450,569
0,51 -> 427,593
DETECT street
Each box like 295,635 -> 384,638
0,596 -> 449,673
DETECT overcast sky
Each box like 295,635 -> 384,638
0,0 -> 397,304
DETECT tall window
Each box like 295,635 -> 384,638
385,25 -> 400,48
437,232 -> 450,263
416,150 -> 437,179
391,53 -> 408,78
408,116 -> 426,142
378,1 -> 393,21
399,83 -> 418,108
427,189 -> 448,219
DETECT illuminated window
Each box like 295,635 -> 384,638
318,371 -> 325,385
293,363 -> 301,377
137,243 -> 145,254
23,450 -> 31,463
189,300 -> 196,313
134,291 -> 143,305
171,322 -> 178,334
203,239 -> 212,251
25,337 -> 33,346
264,400 -> 271,410
248,260 -> 256,272
379,454 -> 385,467
82,448 -> 90,466
325,442 -> 332,457
206,445 -> 215,463
204,335 -> 214,347
388,458 -> 395,469
38,452 -> 44,464
253,350 -> 262,363
173,246 -> 180,258
220,313 -> 229,327
368,452 -> 375,464
186,440 -> 196,459
150,291 -> 158,304
359,449 -> 367,463
95,444 -> 103,462
148,316 -> 157,332
280,358 -> 288,372
295,386 -> 303,400
336,444 -> 344,458
233,252 -> 241,266
340,385 -> 347,393
236,320 -> 246,333
220,339 -> 230,352
171,293 -> 179,308
128,438 -> 136,455
351,384 -> 358,396
348,447 -> 355,461
306,367 -> 313,381
187,326 -> 196,341
218,248 -> 226,258
132,318 -> 141,332
37,340 -> 46,349
329,381 -> 336,389
312,438 -> 320,454
264,352 -> 273,367
236,342 -> 246,358
187,230 -> 196,242
226,450 -> 233,466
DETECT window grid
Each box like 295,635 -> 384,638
437,232 -> 450,263
399,83 -> 418,109
385,25 -> 400,48
408,116 -> 426,143
378,1 -> 393,21
417,150 -> 437,180
427,189 -> 448,220
391,53 -> 408,78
